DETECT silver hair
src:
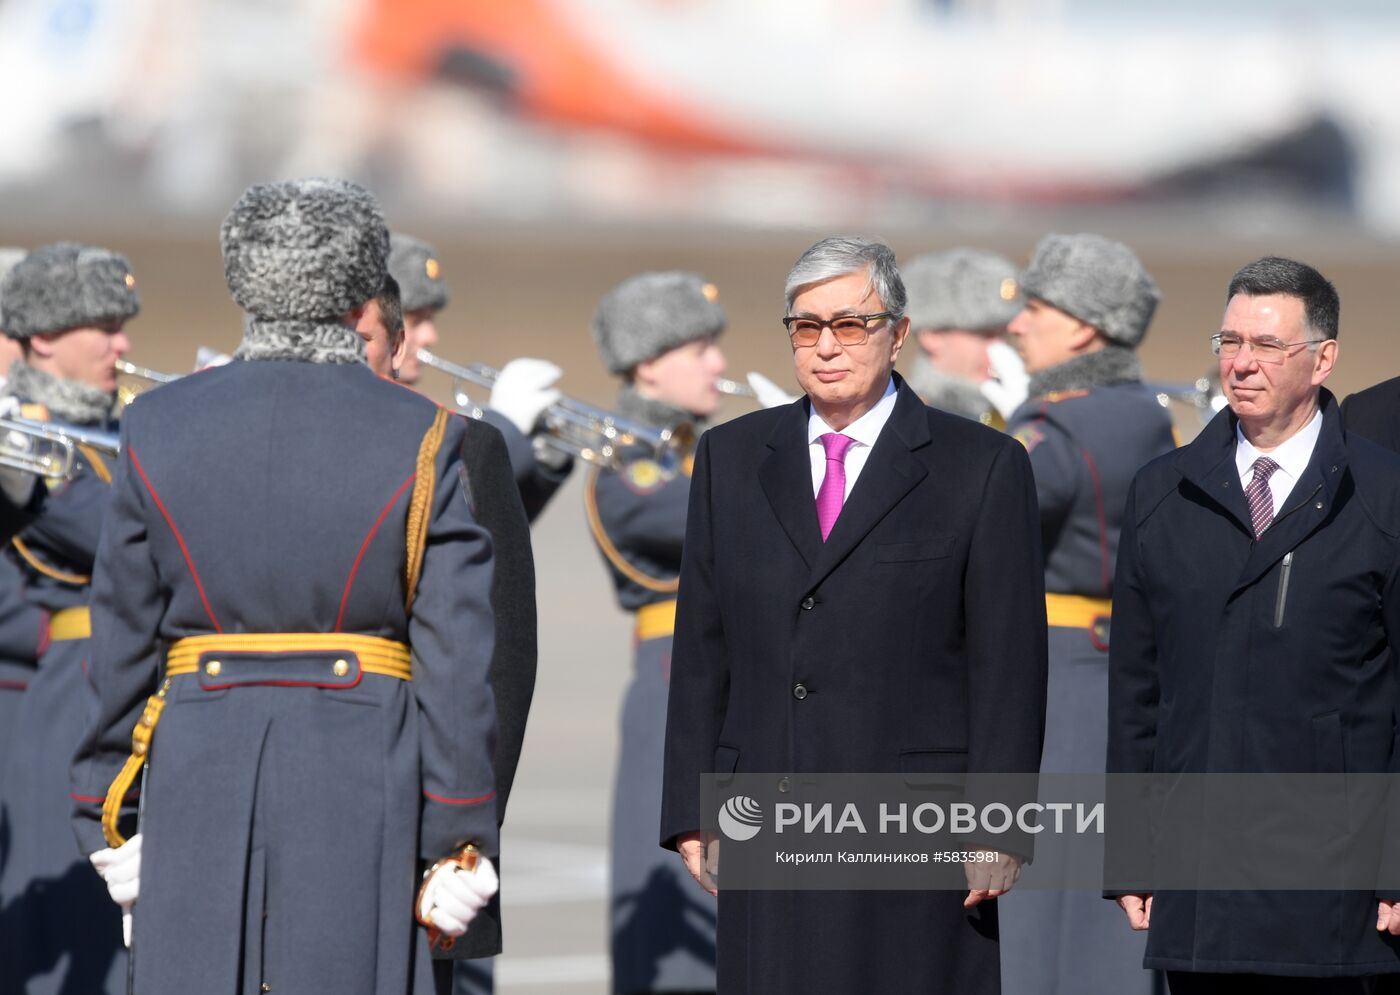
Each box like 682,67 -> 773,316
784,236 -> 907,321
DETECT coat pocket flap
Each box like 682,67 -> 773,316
876,535 -> 954,562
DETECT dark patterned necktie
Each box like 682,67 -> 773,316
1246,456 -> 1281,539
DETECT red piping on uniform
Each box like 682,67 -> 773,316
423,788 -> 496,806
70,789 -> 137,804
130,448 -> 224,633
336,473 -> 417,632
201,673 -> 365,692
0,680 -> 28,691
1081,450 -> 1112,593
37,609 -> 51,657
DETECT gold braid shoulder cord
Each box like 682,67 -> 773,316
583,467 -> 680,594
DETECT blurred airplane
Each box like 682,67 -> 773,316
346,0 -> 1394,215
2,0 -> 1399,227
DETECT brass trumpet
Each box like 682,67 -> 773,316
1148,372 -> 1227,425
417,350 -> 692,474
715,377 -> 757,400
116,360 -> 181,408
0,417 -> 121,480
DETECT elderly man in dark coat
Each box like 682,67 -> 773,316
70,178 -> 501,995
1108,256 -> 1400,992
660,236 -> 1048,994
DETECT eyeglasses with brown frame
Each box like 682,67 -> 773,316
1211,332 -> 1328,365
783,311 -> 893,348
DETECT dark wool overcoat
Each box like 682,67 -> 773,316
661,377 -> 1048,994
1108,390 -> 1400,976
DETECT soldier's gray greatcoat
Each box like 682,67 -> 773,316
69,357 -> 499,995
589,390 -> 717,994
70,179 -> 499,995
0,411 -> 123,995
999,355 -> 1176,995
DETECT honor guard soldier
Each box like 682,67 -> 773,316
0,247 -> 49,803
587,271 -> 727,995
389,233 -> 573,523
69,178 -> 500,995
902,248 -> 1027,427
997,233 -> 1176,995
0,241 -> 137,995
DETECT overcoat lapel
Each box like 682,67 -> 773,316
1176,408 -> 1254,539
759,398 -> 822,570
807,383 -> 930,591
1233,393 -> 1348,592
1177,391 -> 1350,593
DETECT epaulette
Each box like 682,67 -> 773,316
1041,389 -> 1090,404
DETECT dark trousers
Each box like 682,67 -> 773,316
1168,972 -> 1377,994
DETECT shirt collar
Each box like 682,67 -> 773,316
1235,406 -> 1323,482
808,377 -> 898,447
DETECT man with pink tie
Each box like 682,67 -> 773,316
660,236 -> 1048,994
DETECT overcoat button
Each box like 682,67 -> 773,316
205,660 -> 222,677
793,684 -> 808,700
800,597 -> 815,611
333,659 -> 350,677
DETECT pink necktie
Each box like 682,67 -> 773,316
816,432 -> 856,541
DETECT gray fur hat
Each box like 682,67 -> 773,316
592,271 -> 726,375
1019,233 -> 1159,348
904,249 -> 1021,333
0,248 -> 24,328
221,178 -> 389,322
388,233 -> 449,313
1,242 -> 140,339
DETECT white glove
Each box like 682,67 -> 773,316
746,371 -> 799,409
980,340 -> 1030,420
489,358 -> 562,435
89,833 -> 141,947
0,395 -> 21,420
419,853 -> 499,938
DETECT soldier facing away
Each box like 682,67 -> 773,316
70,178 -> 500,995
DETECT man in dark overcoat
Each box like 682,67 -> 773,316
69,178 -> 501,995
660,236 -> 1048,994
1108,256 -> 1400,991
1342,374 -> 1400,452
386,235 -> 544,995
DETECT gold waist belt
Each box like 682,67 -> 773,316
49,606 -> 91,642
166,632 -> 412,681
103,632 -> 412,848
1045,593 -> 1112,629
635,600 -> 677,641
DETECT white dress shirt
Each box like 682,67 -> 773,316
1234,407 -> 1322,512
808,378 -> 898,499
